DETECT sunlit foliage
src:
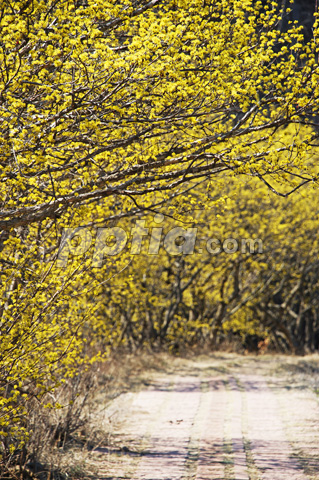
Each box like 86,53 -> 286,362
1,0 -> 319,468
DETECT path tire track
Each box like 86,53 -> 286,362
87,357 -> 318,480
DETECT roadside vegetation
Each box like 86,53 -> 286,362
1,0 -> 319,477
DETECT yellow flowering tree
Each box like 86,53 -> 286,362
94,174 -> 319,354
1,0 -> 319,472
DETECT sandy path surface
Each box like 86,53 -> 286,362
88,355 -> 319,480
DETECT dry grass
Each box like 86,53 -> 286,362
14,352 -> 170,480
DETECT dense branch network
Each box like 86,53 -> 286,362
0,0 -> 318,233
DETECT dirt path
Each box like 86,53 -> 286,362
87,355 -> 319,480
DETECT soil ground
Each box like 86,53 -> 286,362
73,353 -> 319,480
